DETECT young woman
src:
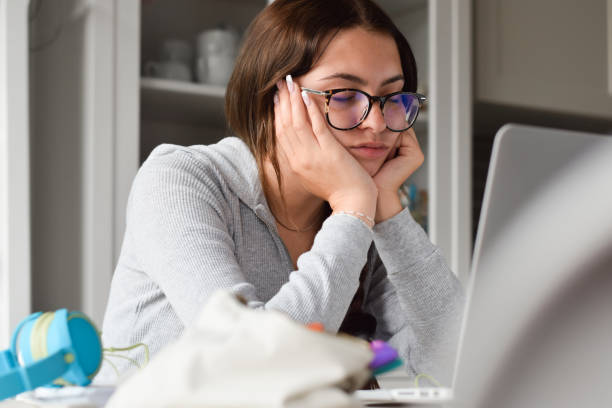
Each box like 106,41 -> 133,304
98,0 -> 464,386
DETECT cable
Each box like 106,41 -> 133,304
103,353 -> 142,369
102,357 -> 120,378
103,342 -> 150,366
414,373 -> 441,387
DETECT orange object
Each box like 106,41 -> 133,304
306,322 -> 325,332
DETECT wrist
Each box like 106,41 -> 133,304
329,189 -> 377,221
332,210 -> 375,229
375,191 -> 403,223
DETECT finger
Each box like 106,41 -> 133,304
286,75 -> 317,153
275,127 -> 293,166
274,95 -> 296,159
301,89 -> 338,150
398,129 -> 424,163
384,145 -> 398,162
275,86 -> 296,156
397,129 -> 419,152
277,79 -> 302,151
402,128 -> 418,146
381,133 -> 403,162
394,133 -> 402,149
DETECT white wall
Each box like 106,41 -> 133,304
0,0 -> 32,348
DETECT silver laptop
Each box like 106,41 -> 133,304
357,124 -> 612,406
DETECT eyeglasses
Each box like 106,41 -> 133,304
300,87 -> 427,132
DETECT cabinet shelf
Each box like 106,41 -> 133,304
141,77 -> 226,127
140,76 -> 428,130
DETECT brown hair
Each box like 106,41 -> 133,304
225,0 -> 418,198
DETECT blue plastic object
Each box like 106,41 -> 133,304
0,309 -> 102,401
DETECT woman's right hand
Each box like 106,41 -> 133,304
274,75 -> 377,219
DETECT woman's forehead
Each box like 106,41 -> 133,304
308,27 -> 402,85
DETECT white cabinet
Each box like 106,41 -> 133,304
139,0 -> 267,162
0,0 -> 472,337
0,0 -> 471,334
475,0 -> 612,119
0,0 -> 471,336
0,0 -> 31,348
113,0 -> 472,281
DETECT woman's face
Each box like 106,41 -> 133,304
297,27 -> 405,176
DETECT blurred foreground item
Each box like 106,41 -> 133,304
106,291 -> 372,408
454,125 -> 612,408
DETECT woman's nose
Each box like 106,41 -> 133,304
359,102 -> 387,133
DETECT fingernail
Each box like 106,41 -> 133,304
286,74 -> 294,93
301,90 -> 310,106
276,80 -> 283,91
274,92 -> 279,105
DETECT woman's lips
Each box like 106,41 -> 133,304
350,145 -> 389,159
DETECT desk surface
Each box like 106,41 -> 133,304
1,400 -> 445,408
0,384 -> 448,408
0,402 -> 32,408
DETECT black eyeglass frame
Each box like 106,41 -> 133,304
301,87 -> 427,132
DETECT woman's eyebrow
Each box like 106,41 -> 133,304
319,72 -> 367,85
381,74 -> 405,86
319,72 -> 405,87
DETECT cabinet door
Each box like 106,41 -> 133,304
476,0 -> 612,119
0,0 -> 31,347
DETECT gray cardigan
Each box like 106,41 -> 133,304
97,137 -> 464,385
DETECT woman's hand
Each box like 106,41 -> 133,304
274,76 -> 377,218
372,128 -> 424,222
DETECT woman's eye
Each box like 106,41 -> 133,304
333,96 -> 355,103
332,92 -> 359,103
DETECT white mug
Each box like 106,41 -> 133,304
145,60 -> 192,82
195,27 -> 240,85
196,54 -> 235,86
160,39 -> 193,64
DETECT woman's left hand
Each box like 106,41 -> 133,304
372,128 -> 424,222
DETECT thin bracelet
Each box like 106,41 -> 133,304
335,210 -> 375,228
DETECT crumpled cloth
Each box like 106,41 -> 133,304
105,290 -> 373,408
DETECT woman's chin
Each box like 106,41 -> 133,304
359,160 -> 384,177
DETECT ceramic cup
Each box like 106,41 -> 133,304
195,27 -> 239,85
145,60 -> 192,82
160,39 -> 193,64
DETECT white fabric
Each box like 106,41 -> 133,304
105,291 -> 373,408
15,386 -> 115,407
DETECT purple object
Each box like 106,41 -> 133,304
369,340 -> 399,369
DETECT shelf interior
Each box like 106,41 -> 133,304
141,77 -> 226,127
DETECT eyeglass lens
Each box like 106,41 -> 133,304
327,90 -> 420,131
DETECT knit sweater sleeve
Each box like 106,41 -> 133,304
127,148 -> 373,332
364,208 -> 465,386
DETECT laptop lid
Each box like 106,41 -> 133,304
453,124 -> 612,407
